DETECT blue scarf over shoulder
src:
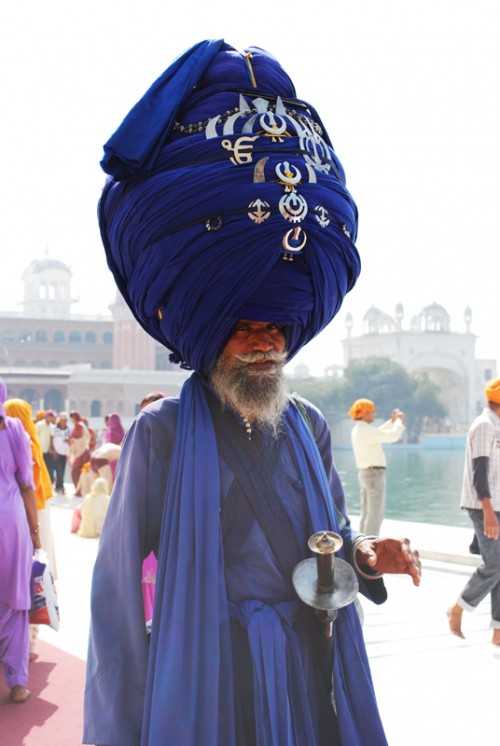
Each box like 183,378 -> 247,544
97,40 -> 386,745
141,374 -> 386,746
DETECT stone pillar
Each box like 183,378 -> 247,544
110,292 -> 156,370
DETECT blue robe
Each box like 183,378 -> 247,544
84,393 -> 386,746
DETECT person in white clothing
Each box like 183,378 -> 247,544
349,398 -> 405,535
447,378 -> 500,644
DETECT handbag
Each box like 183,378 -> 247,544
30,551 -> 60,630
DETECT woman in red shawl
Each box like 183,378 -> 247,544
90,413 -> 125,488
68,412 -> 90,494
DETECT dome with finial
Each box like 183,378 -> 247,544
418,303 -> 450,333
22,255 -> 73,317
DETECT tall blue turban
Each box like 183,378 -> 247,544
99,39 -> 360,372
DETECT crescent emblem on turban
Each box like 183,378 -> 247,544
282,226 -> 307,261
253,157 -> 269,183
275,161 -> 302,189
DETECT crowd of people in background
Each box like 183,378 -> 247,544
0,378 -> 166,704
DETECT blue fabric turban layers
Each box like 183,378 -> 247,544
99,39 -> 360,373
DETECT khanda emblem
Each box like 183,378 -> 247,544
299,121 -> 333,175
259,111 -> 290,142
314,205 -> 330,228
248,199 -> 271,224
279,192 -> 308,224
221,135 -> 259,166
276,162 -> 308,224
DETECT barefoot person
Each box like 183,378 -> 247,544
84,41 -> 421,746
448,378 -> 500,644
349,399 -> 405,535
0,381 -> 40,704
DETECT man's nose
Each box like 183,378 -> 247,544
248,331 -> 274,352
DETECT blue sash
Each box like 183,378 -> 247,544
142,374 -> 387,746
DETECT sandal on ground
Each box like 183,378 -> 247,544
10,685 -> 31,704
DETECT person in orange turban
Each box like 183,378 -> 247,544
485,377 -> 500,406
348,398 -> 376,421
349,398 -> 405,535
448,376 -> 500,643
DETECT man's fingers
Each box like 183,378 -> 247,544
366,551 -> 378,567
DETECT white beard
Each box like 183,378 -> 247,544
210,351 -> 288,436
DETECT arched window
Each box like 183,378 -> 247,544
44,389 -> 64,412
68,331 -> 82,344
19,388 -> 38,407
32,360 -> 44,367
90,400 -> 102,417
85,331 -> 97,344
100,360 -> 112,369
14,360 -> 26,367
54,330 -> 65,344
102,331 -> 113,345
47,360 -> 59,368
35,330 -> 48,343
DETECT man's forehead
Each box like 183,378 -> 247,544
235,319 -> 278,328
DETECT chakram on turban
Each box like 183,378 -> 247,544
348,399 -> 376,420
485,377 -> 500,405
99,39 -> 361,373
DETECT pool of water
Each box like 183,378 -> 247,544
334,448 -> 470,528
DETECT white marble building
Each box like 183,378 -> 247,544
343,303 -> 496,427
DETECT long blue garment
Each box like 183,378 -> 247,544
84,377 -> 387,745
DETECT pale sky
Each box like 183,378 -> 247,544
2,0 -> 499,374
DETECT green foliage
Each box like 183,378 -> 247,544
289,357 -> 448,442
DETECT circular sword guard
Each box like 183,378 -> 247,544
293,530 -> 358,615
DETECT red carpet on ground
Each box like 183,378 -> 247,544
0,641 -> 85,746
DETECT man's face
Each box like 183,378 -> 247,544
223,320 -> 286,373
210,320 -> 288,430
46,413 -> 56,425
363,409 -> 376,423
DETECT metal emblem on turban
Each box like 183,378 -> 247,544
275,161 -> 308,224
314,205 -> 330,228
279,192 -> 308,224
299,123 -> 333,175
248,199 -> 271,224
282,226 -> 307,261
259,111 -> 289,142
275,162 -> 302,190
221,135 -> 259,166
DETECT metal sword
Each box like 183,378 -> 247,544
292,531 -> 359,638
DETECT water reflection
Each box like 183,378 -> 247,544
334,448 -> 468,527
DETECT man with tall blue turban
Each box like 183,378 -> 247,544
84,40 -> 421,746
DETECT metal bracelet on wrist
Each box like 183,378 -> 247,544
353,536 -> 383,580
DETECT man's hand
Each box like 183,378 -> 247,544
482,499 -> 500,540
356,537 -> 421,586
391,409 -> 405,423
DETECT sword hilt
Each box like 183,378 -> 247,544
293,530 -> 358,640
308,531 -> 343,593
